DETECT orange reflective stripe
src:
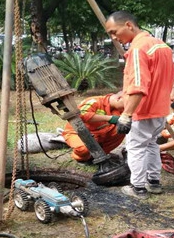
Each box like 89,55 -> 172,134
147,43 -> 169,55
80,99 -> 97,115
96,109 -> 106,115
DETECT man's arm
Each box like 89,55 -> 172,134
170,87 -> 174,102
160,140 -> 174,151
88,114 -> 113,122
117,93 -> 143,134
88,97 -> 124,123
123,93 -> 143,116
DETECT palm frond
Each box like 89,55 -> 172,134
96,75 -> 116,89
53,52 -> 118,90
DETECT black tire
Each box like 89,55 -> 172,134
14,189 -> 29,211
70,192 -> 89,217
34,199 -> 52,224
92,163 -> 130,186
47,182 -> 63,194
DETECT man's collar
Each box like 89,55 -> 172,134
131,31 -> 150,44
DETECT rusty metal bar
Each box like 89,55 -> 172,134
0,0 -> 14,221
165,122 -> 174,139
68,116 -> 110,164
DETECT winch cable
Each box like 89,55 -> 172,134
80,215 -> 90,238
29,87 -> 72,160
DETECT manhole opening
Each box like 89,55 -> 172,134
5,168 -> 92,191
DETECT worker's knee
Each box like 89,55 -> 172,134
72,146 -> 91,161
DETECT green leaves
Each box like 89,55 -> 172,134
54,52 -> 117,91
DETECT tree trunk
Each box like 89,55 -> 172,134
162,25 -> 168,42
30,0 -> 47,51
91,32 -> 98,53
57,0 -> 70,52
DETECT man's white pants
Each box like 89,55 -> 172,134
126,117 -> 166,188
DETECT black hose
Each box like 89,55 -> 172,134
0,234 -> 18,238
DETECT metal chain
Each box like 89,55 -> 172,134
5,0 -> 29,220
19,0 -> 30,176
19,0 -> 29,179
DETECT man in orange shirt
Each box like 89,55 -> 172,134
62,92 -> 125,162
105,11 -> 174,199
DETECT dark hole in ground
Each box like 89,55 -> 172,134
5,168 -> 92,191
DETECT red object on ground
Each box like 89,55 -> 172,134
161,152 -> 174,174
112,229 -> 174,238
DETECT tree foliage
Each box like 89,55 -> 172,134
110,0 -> 174,28
0,0 -> 174,45
54,53 -> 117,90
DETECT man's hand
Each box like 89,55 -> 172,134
117,113 -> 132,134
108,115 -> 120,124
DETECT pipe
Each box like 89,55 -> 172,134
0,0 -> 14,221
165,122 -> 174,139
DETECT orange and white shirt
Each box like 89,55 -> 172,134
63,94 -> 121,135
123,31 -> 174,120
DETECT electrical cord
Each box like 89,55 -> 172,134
28,87 -> 72,159
80,215 -> 90,238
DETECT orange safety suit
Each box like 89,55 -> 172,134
123,31 -> 174,121
62,94 -> 125,161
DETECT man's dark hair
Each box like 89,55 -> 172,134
107,10 -> 139,27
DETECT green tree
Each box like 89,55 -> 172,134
1,0 -> 174,47
0,0 -> 5,29
110,0 -> 174,41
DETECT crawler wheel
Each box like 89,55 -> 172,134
70,192 -> 89,216
14,189 -> 29,211
47,182 -> 63,193
34,199 -> 52,224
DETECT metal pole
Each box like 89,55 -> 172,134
0,0 -> 14,220
86,0 -> 125,57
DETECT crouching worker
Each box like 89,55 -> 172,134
62,92 -> 125,163
158,111 -> 174,174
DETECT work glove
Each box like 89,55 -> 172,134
108,115 -> 119,124
117,113 -> 132,134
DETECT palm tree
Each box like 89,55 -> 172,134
53,52 -> 117,91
